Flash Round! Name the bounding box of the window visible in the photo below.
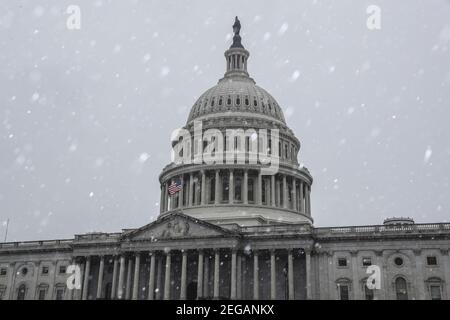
[362,257,372,267]
[337,258,347,267]
[0,286,6,300]
[364,285,374,300]
[0,268,7,276]
[394,257,404,266]
[235,177,242,201]
[339,285,349,300]
[210,177,215,203]
[59,266,66,274]
[395,277,408,300]
[17,284,26,300]
[248,179,254,202]
[38,288,46,300]
[56,288,65,300]
[222,175,229,202]
[427,256,437,266]
[21,267,28,276]
[41,266,49,275]
[430,285,442,300]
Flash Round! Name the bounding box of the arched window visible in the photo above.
[395,277,408,300]
[17,284,26,300]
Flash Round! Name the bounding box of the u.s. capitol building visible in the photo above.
[1,18,449,301]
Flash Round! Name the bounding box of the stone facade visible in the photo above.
[1,18,449,300]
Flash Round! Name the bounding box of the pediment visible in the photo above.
[125,211,237,241]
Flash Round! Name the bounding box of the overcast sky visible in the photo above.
[1,0,449,241]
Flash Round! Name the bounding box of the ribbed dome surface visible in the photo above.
[187,78,286,124]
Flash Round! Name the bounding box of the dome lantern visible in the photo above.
[223,17,251,80]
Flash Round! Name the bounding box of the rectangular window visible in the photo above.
[427,256,437,266]
[56,289,64,300]
[365,286,374,300]
[59,266,66,274]
[337,258,347,267]
[0,268,7,276]
[430,285,442,300]
[339,285,349,300]
[38,289,46,300]
[0,289,5,300]
[362,257,372,267]
[41,266,49,275]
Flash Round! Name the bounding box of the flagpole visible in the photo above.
[3,218,9,242]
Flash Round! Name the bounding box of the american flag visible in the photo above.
[168,178,183,195]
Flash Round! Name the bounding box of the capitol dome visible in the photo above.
[158,17,313,227]
[187,78,287,125]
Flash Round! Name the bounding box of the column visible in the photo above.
[270,250,276,299]
[164,252,171,300]
[305,185,310,214]
[299,182,304,213]
[230,250,237,299]
[201,171,207,205]
[160,184,165,213]
[271,175,276,206]
[117,255,126,299]
[350,251,360,300]
[288,250,294,300]
[197,250,204,299]
[82,256,91,300]
[442,249,450,300]
[275,180,280,206]
[292,179,297,211]
[156,256,163,300]
[148,253,156,300]
[203,254,210,297]
[237,253,242,299]
[132,253,141,300]
[305,250,312,299]
[96,256,105,299]
[178,176,184,208]
[111,256,119,299]
[215,170,220,204]
[125,258,134,299]
[189,173,194,206]
[414,250,425,300]
[282,175,288,209]
[180,251,188,300]
[164,183,169,211]
[257,171,262,205]
[213,250,220,299]
[229,170,234,203]
[253,252,259,300]
[243,170,248,204]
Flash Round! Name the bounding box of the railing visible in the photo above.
[240,224,311,234]
[314,223,450,236]
[0,239,73,249]
[74,232,122,241]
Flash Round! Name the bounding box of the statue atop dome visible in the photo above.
[230,16,244,49]
[233,16,241,36]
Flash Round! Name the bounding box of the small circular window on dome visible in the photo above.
[394,257,404,266]
[21,267,28,276]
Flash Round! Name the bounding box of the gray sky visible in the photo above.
[1,0,449,241]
